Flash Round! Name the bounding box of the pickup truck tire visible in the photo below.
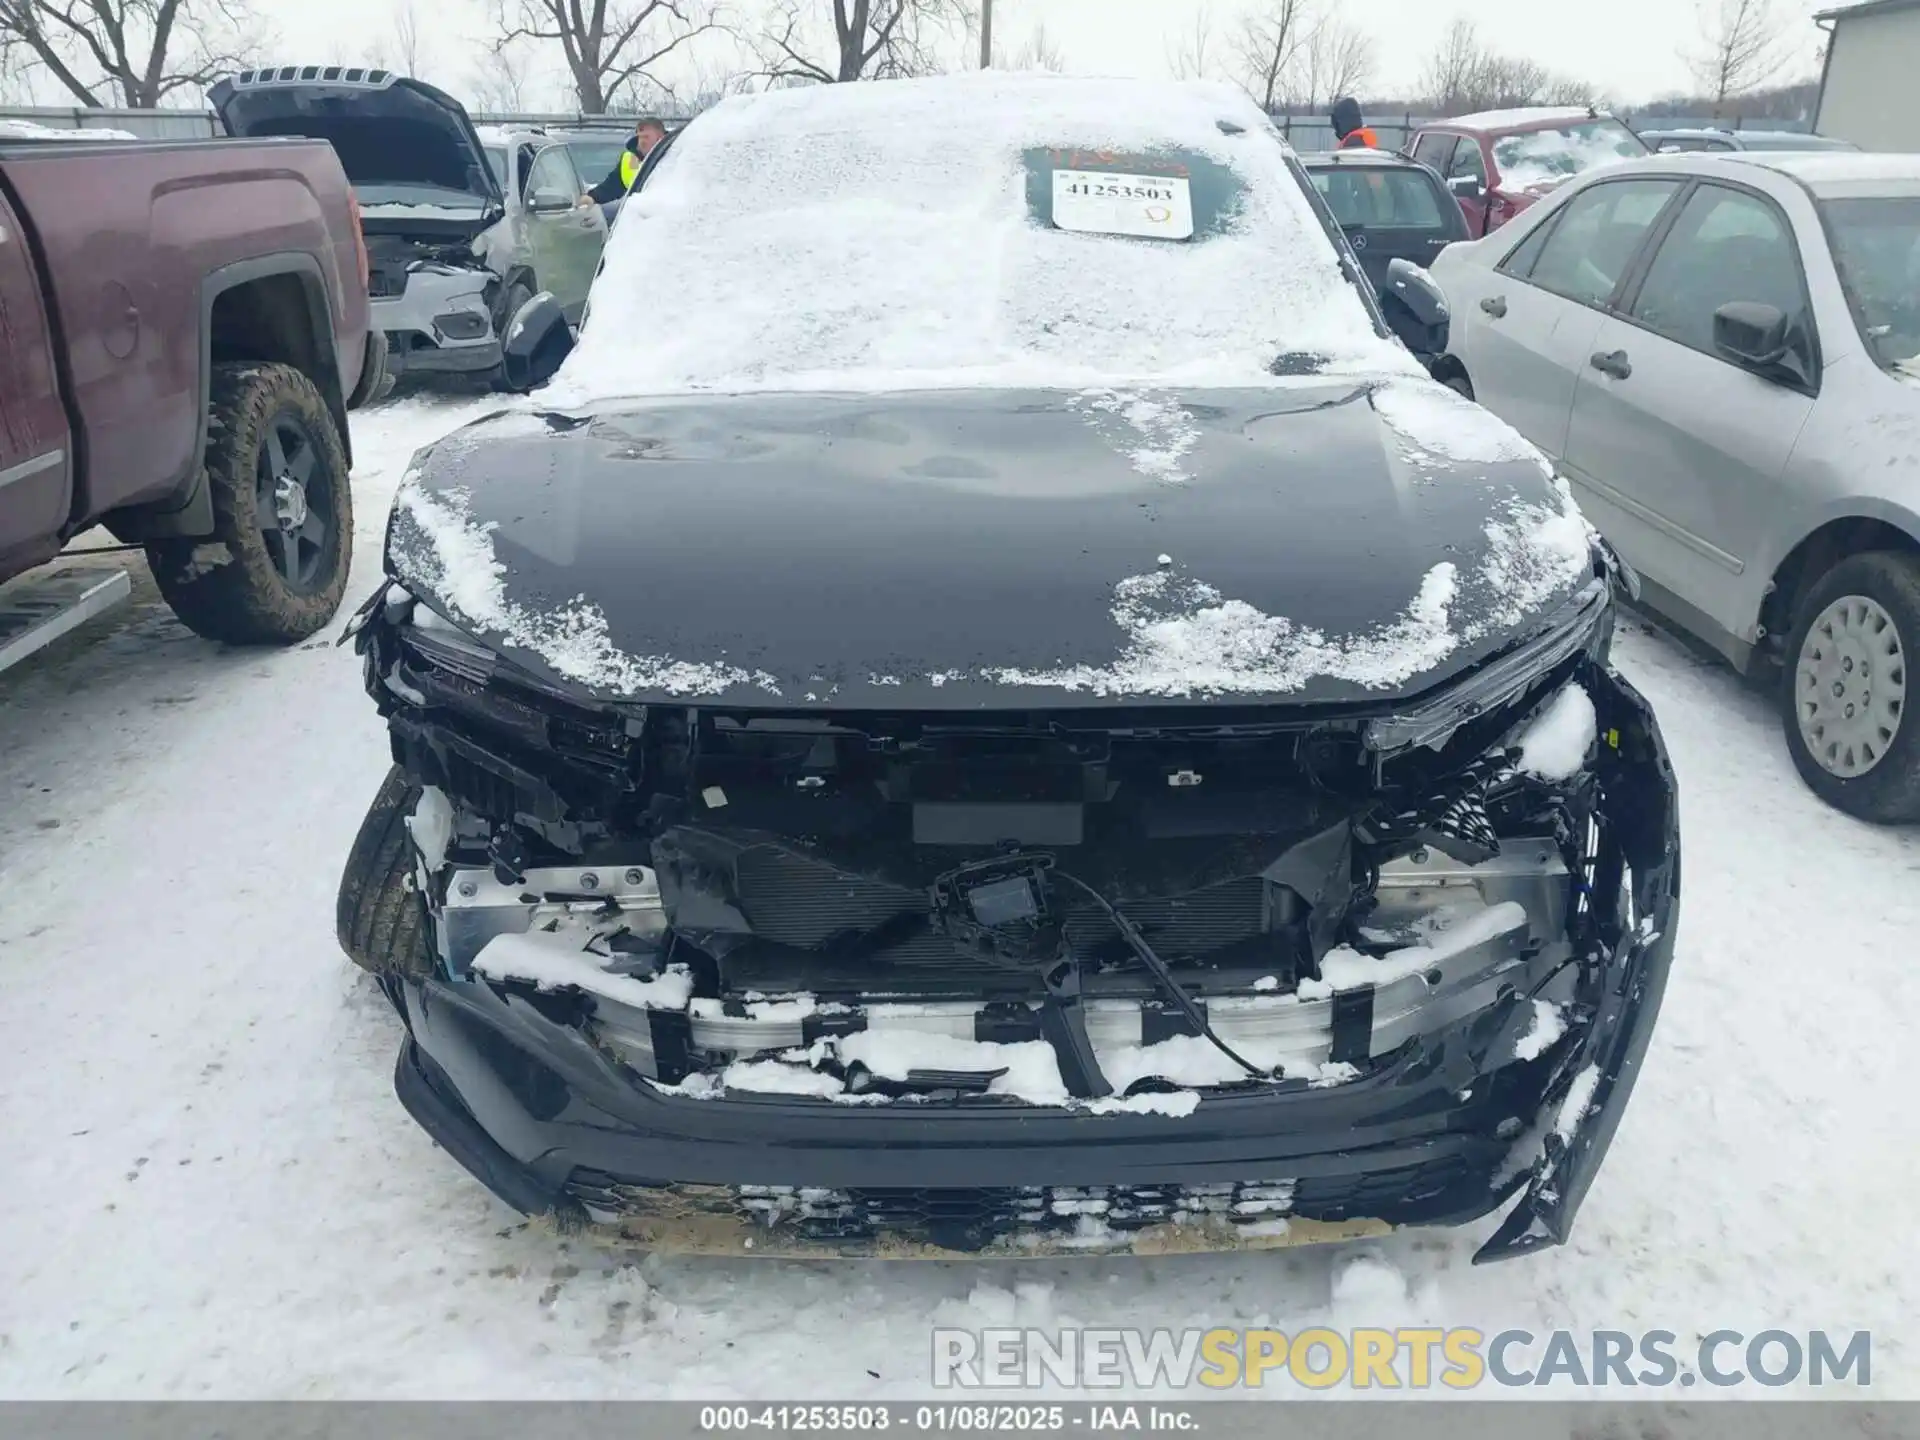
[337,765,435,980]
[147,363,353,645]
[1781,550,1920,824]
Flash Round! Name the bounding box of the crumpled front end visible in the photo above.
[346,575,1677,1262]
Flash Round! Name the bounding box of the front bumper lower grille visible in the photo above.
[562,1160,1476,1252]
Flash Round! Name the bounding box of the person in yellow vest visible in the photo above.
[586,116,668,208]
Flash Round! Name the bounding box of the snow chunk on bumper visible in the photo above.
[472,930,696,1011]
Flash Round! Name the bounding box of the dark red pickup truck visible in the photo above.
[0,130,384,671]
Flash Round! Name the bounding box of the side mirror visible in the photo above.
[500,290,574,392]
[526,191,575,214]
[1713,300,1790,368]
[1385,257,1450,329]
[1448,174,1485,200]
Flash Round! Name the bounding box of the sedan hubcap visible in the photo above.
[1796,594,1906,778]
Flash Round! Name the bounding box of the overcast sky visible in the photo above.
[9,0,1838,112]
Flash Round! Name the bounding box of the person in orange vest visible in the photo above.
[1331,97,1381,151]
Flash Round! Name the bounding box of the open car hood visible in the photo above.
[209,67,501,209]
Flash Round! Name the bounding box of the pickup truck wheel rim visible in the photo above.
[256,414,330,594]
[1795,593,1906,778]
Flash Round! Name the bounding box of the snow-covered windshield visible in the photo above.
[547,74,1410,403]
[1493,119,1647,191]
[1822,196,1920,370]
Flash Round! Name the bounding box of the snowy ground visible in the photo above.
[0,396,1914,1399]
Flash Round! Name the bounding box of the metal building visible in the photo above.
[1816,0,1920,149]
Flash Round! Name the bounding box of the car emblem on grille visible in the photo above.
[1351,232,1369,250]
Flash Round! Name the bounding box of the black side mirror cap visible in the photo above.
[500,290,575,392]
[1713,300,1790,368]
[1448,175,1485,199]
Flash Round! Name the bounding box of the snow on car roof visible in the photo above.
[1729,151,1920,188]
[1305,147,1410,164]
[546,71,1415,404]
[1441,106,1598,132]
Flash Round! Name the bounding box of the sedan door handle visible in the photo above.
[1590,349,1632,380]
[1479,296,1507,318]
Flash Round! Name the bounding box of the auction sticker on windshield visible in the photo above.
[1051,169,1195,240]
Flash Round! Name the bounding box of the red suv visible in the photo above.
[1406,107,1650,238]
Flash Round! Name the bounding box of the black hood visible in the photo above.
[209,67,501,208]
[387,383,1596,711]
[1330,97,1365,139]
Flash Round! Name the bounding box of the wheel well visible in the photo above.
[1760,517,1920,655]
[208,274,351,468]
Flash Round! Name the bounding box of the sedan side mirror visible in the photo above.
[500,290,575,392]
[526,190,576,215]
[1713,300,1790,368]
[1448,175,1485,200]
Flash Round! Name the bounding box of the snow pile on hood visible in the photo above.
[1073,388,1203,482]
[1476,478,1598,630]
[993,562,1461,697]
[0,118,140,141]
[389,471,781,697]
[992,478,1591,700]
[1371,379,1549,469]
[544,72,1415,404]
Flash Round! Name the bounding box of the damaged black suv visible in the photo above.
[336,73,1679,1263]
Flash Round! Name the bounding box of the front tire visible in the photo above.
[490,280,535,392]
[1781,551,1919,823]
[337,766,436,980]
[147,362,352,645]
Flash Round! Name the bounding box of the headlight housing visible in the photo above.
[1362,577,1611,758]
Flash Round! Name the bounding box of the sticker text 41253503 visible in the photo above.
[1050,169,1195,241]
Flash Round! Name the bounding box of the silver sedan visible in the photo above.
[1431,150,1920,823]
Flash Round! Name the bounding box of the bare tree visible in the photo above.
[391,0,425,76]
[1415,16,1593,115]
[1417,16,1487,115]
[0,34,34,99]
[751,0,976,84]
[1230,0,1310,112]
[494,0,717,113]
[1690,0,1788,114]
[468,37,533,110]
[1475,54,1551,107]
[0,0,267,107]
[1008,19,1061,71]
[1294,14,1372,109]
[1165,4,1216,82]
[1541,73,1599,106]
